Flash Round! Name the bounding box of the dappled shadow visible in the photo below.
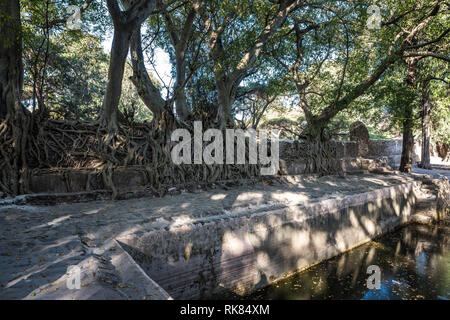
[113,175,418,299]
[246,223,449,300]
[0,173,418,299]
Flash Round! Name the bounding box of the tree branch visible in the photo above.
[404,51,450,62]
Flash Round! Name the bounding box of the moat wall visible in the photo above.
[117,181,417,299]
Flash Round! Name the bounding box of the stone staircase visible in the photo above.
[412,175,450,225]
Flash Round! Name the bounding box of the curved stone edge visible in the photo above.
[118,181,419,299]
[23,239,172,300]
[112,239,172,300]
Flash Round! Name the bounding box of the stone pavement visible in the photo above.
[413,167,450,179]
[0,173,417,299]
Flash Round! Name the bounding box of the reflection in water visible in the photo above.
[245,224,450,300]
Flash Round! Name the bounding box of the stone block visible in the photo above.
[349,121,370,157]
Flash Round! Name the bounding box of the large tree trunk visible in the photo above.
[174,54,189,120]
[214,76,235,128]
[0,0,29,195]
[101,0,158,131]
[400,110,414,173]
[125,0,169,120]
[129,28,167,119]
[217,86,233,128]
[100,28,131,131]
[420,80,432,169]
[302,126,338,174]
[399,56,419,173]
[0,0,23,118]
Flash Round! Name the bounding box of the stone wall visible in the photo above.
[367,139,423,169]
[278,138,403,173]
[117,181,417,299]
[29,167,148,194]
[278,140,360,174]
[27,138,406,195]
[279,140,359,160]
[368,139,403,169]
[279,137,417,171]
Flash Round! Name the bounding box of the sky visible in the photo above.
[101,35,173,94]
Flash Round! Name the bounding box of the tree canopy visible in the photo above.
[0,0,448,196]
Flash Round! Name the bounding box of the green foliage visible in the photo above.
[22,31,152,121]
[20,0,153,122]
[14,0,450,144]
[120,63,153,122]
[260,117,304,140]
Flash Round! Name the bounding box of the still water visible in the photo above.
[247,223,450,300]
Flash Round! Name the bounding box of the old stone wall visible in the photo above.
[278,122,418,170]
[278,138,404,173]
[367,139,403,169]
[25,121,414,195]
[117,181,417,299]
[26,138,407,195]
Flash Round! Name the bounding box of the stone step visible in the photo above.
[421,184,437,191]
[416,198,437,209]
[0,190,112,206]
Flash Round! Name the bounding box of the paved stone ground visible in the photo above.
[0,173,418,299]
[413,167,450,179]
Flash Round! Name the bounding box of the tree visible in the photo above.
[234,83,282,129]
[101,0,158,131]
[193,0,304,128]
[20,0,107,115]
[399,54,419,173]
[128,0,200,121]
[0,0,29,194]
[417,60,448,169]
[398,1,449,172]
[259,0,448,172]
[420,78,433,169]
[23,34,108,120]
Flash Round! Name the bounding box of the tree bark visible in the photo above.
[216,82,234,128]
[128,5,196,121]
[0,0,23,119]
[129,29,167,118]
[0,0,29,195]
[101,27,131,131]
[174,54,190,120]
[101,0,158,131]
[171,9,196,121]
[399,56,419,173]
[400,105,415,173]
[420,80,432,169]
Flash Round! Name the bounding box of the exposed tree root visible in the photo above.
[0,109,31,196]
[284,133,340,175]
[1,114,261,199]
[303,135,339,174]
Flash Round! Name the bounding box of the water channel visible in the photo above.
[244,223,450,300]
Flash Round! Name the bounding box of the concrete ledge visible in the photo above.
[24,239,172,300]
[117,181,417,299]
[0,190,112,206]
